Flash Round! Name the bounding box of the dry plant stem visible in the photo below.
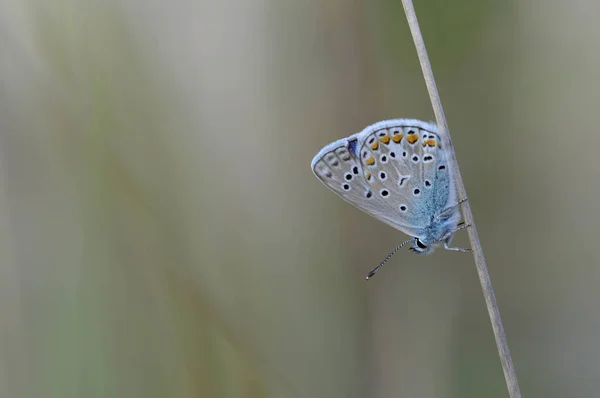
[400,1,522,397]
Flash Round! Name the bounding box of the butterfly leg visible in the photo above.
[455,222,471,232]
[436,198,469,219]
[444,243,472,253]
[443,227,472,252]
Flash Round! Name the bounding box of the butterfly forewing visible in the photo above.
[312,136,413,230]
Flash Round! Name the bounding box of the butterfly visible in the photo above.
[311,119,471,279]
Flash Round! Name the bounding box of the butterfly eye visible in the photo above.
[416,239,427,249]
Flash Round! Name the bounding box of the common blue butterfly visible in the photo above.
[311,119,470,278]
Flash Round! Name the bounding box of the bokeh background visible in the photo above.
[0,0,598,397]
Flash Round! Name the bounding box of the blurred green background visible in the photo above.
[0,0,598,397]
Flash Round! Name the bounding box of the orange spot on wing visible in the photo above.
[427,139,436,147]
[370,141,379,150]
[365,172,371,180]
[392,133,403,143]
[365,156,375,166]
[407,134,418,144]
[438,142,442,148]
[380,135,390,144]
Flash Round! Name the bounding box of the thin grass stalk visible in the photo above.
[399,1,522,396]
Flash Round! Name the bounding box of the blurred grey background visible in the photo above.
[0,0,597,397]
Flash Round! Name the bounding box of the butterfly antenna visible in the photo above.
[365,238,415,280]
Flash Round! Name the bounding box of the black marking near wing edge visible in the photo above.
[347,138,359,157]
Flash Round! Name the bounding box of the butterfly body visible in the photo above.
[311,119,465,255]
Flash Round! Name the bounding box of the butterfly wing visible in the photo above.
[312,119,458,239]
[311,132,415,233]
